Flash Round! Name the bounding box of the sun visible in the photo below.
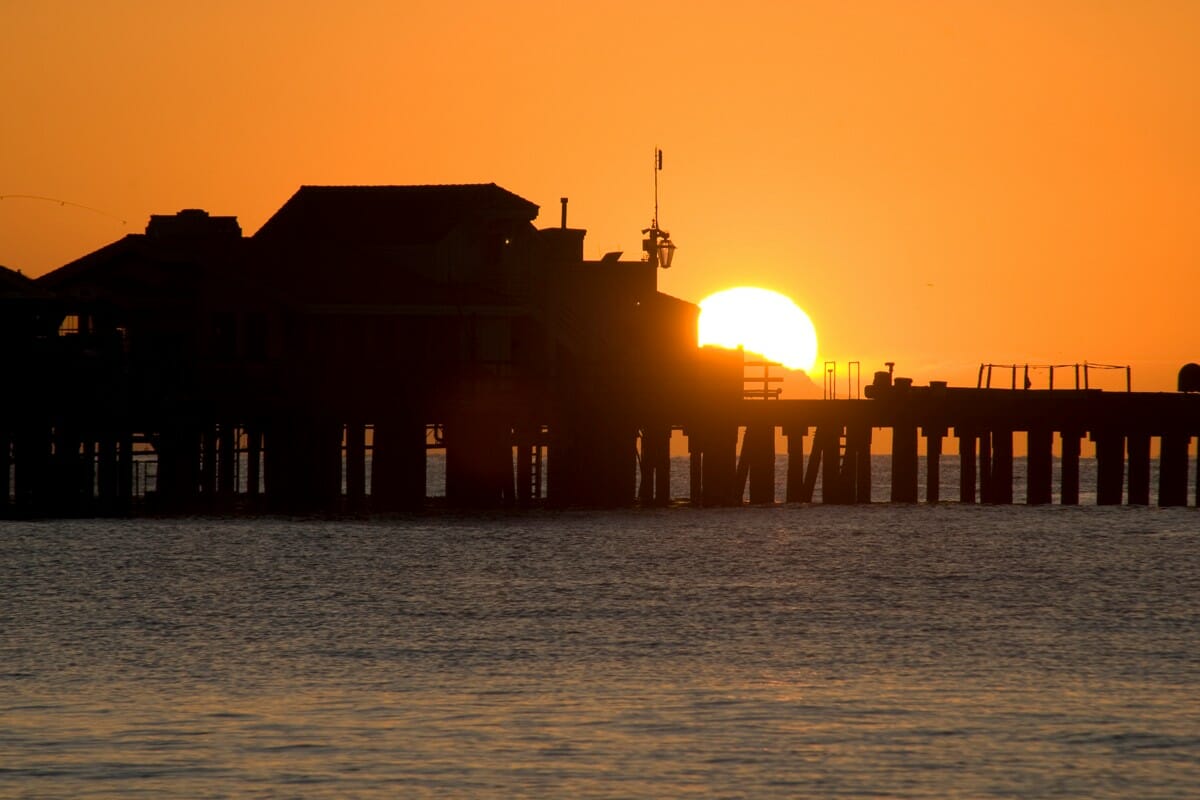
[698,287,818,372]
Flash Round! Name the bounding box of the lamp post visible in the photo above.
[642,224,676,269]
[642,147,676,269]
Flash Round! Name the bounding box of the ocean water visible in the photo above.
[2,475,1199,797]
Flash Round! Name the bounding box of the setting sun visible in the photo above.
[698,287,818,373]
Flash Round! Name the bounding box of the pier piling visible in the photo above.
[1027,428,1053,505]
[1158,433,1190,507]
[1094,431,1125,506]
[1126,432,1151,505]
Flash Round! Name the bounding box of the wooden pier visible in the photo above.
[683,379,1200,508]
[2,187,1198,516]
[4,373,1197,515]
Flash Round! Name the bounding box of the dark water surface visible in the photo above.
[3,504,1199,798]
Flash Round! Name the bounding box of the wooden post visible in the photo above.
[734,427,751,502]
[0,433,9,508]
[245,424,262,498]
[445,416,516,507]
[50,426,83,511]
[1158,433,1189,507]
[924,427,943,504]
[118,433,133,509]
[978,431,992,503]
[200,426,218,499]
[372,416,426,510]
[638,429,654,504]
[346,421,366,509]
[822,425,842,503]
[957,428,976,504]
[638,425,670,506]
[98,434,118,505]
[158,426,200,511]
[655,429,670,504]
[1026,428,1053,505]
[1126,432,1151,505]
[742,424,774,505]
[784,424,806,503]
[991,429,1013,504]
[1093,431,1124,505]
[218,422,236,498]
[849,425,873,504]
[702,425,739,506]
[81,439,96,506]
[1060,431,1081,505]
[800,426,829,503]
[518,432,535,507]
[891,424,918,503]
[689,441,703,507]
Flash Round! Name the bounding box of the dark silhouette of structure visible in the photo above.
[5,186,740,515]
[2,184,1198,515]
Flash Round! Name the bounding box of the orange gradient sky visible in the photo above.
[2,1,1197,391]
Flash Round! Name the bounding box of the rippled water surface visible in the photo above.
[3,503,1199,798]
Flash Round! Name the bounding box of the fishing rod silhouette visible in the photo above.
[0,194,127,225]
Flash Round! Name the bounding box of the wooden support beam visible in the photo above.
[991,429,1013,504]
[158,426,200,510]
[689,447,703,507]
[371,416,426,511]
[98,434,118,503]
[218,423,236,497]
[784,425,806,503]
[118,433,133,508]
[81,439,96,505]
[801,426,832,503]
[956,428,976,504]
[345,421,366,508]
[1093,431,1124,505]
[746,424,775,505]
[978,432,992,504]
[638,425,670,506]
[200,426,217,498]
[821,426,842,503]
[734,427,751,501]
[0,434,9,508]
[1026,428,1053,505]
[924,428,944,504]
[1158,433,1189,507]
[891,424,918,503]
[702,425,739,506]
[245,425,262,498]
[848,425,873,504]
[654,429,671,505]
[1060,431,1081,505]
[1126,432,1151,505]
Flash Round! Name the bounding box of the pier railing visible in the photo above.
[977,362,1132,391]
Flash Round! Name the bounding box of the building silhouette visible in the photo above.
[4,185,739,515]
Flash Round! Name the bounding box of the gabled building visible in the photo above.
[12,184,739,515]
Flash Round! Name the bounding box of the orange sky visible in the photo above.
[3,0,1197,392]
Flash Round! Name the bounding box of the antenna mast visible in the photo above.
[653,146,661,229]
[642,147,676,269]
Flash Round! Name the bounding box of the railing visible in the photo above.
[744,359,783,400]
[977,362,1132,391]
[823,361,862,399]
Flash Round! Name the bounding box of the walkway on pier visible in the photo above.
[680,384,1200,508]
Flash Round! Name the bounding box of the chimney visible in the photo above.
[560,197,568,229]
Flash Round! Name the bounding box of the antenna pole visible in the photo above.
[642,147,675,269]
[653,146,659,228]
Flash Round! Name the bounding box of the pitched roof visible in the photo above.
[253,184,540,245]
[0,263,52,300]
